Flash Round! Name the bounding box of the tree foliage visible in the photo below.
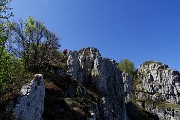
[0,0,13,19]
[0,50,27,93]
[118,59,135,74]
[8,17,62,72]
[0,1,32,110]
[0,0,15,87]
[0,2,66,118]
[0,0,12,59]
[0,1,30,115]
[0,50,28,119]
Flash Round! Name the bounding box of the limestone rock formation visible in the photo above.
[5,47,180,120]
[134,61,180,120]
[13,74,45,120]
[67,47,127,120]
[122,73,134,103]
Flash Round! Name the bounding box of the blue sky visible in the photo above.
[11,0,180,70]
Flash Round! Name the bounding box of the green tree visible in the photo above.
[0,2,38,119]
[0,0,13,19]
[118,59,135,74]
[0,0,13,59]
[0,49,28,119]
[0,50,26,93]
[8,17,62,72]
[0,0,15,86]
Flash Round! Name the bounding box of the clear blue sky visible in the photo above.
[11,0,180,70]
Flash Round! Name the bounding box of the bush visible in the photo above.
[0,50,33,100]
[118,59,135,74]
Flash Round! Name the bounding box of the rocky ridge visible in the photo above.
[67,47,127,120]
[134,61,180,120]
[2,47,180,120]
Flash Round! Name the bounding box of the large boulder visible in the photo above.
[13,74,45,120]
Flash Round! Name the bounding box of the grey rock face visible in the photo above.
[67,47,126,120]
[122,73,134,103]
[135,61,180,120]
[13,74,45,120]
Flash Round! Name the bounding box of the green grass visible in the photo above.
[126,101,159,120]
[156,102,180,110]
[65,98,83,112]
[83,48,92,56]
[143,61,163,66]
[43,74,100,120]
[133,78,143,90]
[77,82,101,103]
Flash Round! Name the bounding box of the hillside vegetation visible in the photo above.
[0,1,67,118]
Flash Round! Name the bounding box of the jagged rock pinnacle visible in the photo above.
[67,47,127,120]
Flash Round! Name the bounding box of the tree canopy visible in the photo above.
[0,0,12,59]
[8,17,62,72]
[118,59,135,74]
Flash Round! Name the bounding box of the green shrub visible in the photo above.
[118,59,135,74]
[156,102,180,110]
[143,61,163,66]
[0,50,34,119]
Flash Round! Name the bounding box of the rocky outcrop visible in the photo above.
[134,61,180,120]
[122,73,134,103]
[67,47,127,120]
[13,74,45,120]
[8,47,180,120]
[3,46,180,120]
